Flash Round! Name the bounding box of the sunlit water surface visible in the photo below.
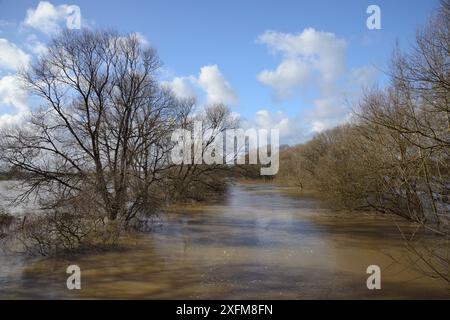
[0,182,448,299]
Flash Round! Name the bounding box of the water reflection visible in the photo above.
[0,183,448,299]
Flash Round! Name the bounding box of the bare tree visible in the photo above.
[0,29,241,254]
[0,29,191,223]
[168,103,239,201]
[277,0,449,282]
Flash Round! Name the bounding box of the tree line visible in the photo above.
[277,0,449,282]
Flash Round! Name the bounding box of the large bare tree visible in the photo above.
[0,29,191,223]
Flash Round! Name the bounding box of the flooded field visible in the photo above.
[0,182,448,299]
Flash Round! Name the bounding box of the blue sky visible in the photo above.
[0,0,440,143]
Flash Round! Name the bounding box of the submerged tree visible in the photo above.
[1,29,184,223]
[0,29,237,245]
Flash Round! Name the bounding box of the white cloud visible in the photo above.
[0,38,30,71]
[257,28,346,98]
[0,75,29,128]
[310,121,325,133]
[23,1,82,35]
[302,66,378,133]
[133,32,149,47]
[161,76,197,100]
[197,65,237,106]
[163,65,238,106]
[115,32,150,49]
[257,59,310,100]
[255,110,291,135]
[257,28,379,136]
[307,98,349,133]
[249,109,302,144]
[25,34,48,57]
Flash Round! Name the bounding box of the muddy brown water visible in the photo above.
[0,183,448,299]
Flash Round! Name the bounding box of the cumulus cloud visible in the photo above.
[257,59,310,100]
[257,28,346,98]
[23,1,82,35]
[163,65,238,106]
[307,98,349,133]
[302,66,378,133]
[161,76,197,100]
[0,75,29,128]
[255,110,291,135]
[257,28,380,135]
[245,109,302,144]
[25,34,48,56]
[197,65,237,106]
[0,38,30,71]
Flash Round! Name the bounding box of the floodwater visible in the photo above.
[0,182,448,299]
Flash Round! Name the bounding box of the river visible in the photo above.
[0,182,448,299]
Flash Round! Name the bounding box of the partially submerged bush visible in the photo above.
[0,208,15,239]
[16,210,122,256]
[8,189,124,255]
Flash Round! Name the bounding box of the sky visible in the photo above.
[0,0,440,144]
